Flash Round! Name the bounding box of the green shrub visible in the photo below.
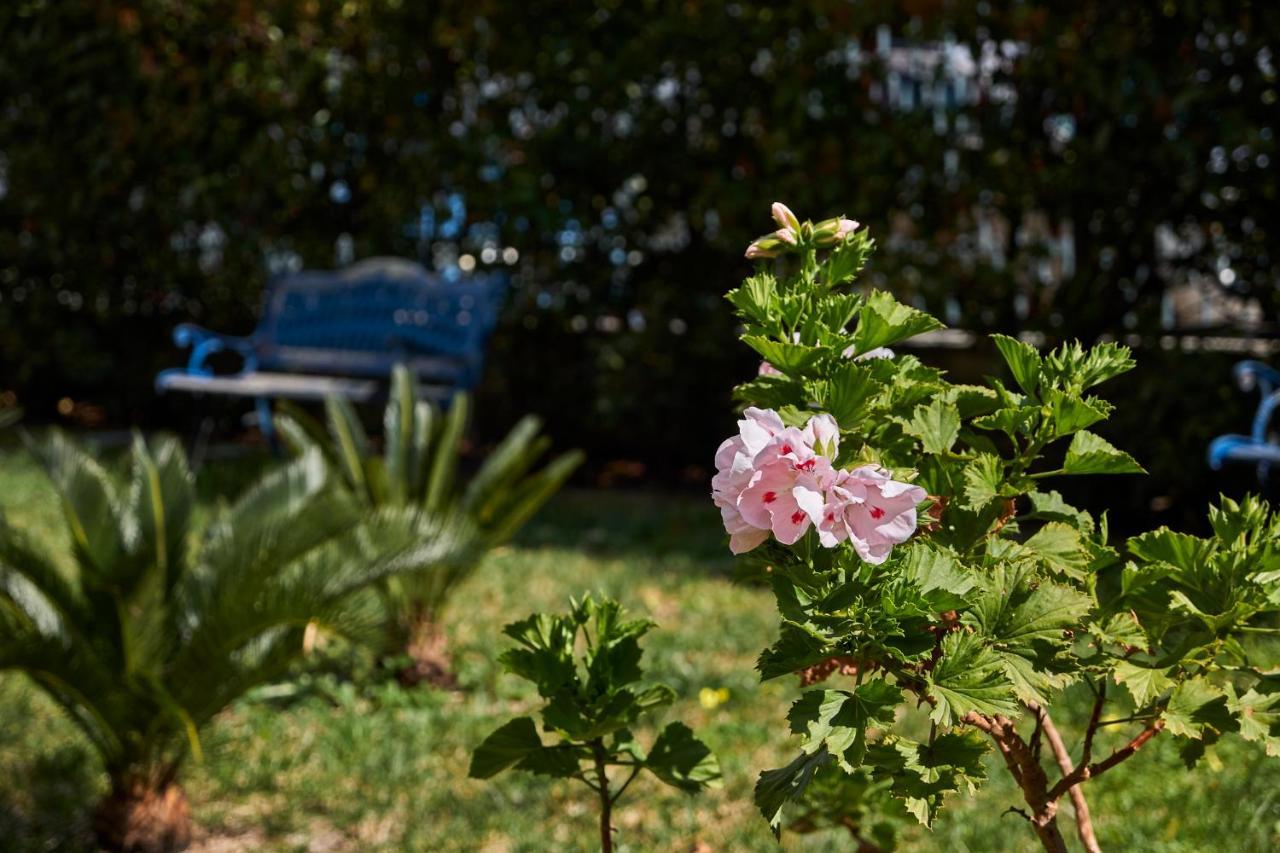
[470,594,720,851]
[275,365,583,683]
[716,203,1280,851]
[0,431,469,850]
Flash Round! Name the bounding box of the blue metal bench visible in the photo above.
[1207,360,1280,483]
[156,257,506,438]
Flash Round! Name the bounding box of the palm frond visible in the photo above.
[484,449,586,545]
[383,365,417,505]
[424,392,470,514]
[25,429,126,583]
[325,396,371,501]
[0,518,87,628]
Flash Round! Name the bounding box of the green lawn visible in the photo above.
[1,447,1279,851]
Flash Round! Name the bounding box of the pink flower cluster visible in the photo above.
[712,408,927,562]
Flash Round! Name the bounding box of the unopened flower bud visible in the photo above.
[770,202,801,232]
[812,214,860,247]
[775,227,798,245]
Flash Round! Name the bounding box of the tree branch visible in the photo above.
[1026,701,1102,853]
[1046,718,1165,802]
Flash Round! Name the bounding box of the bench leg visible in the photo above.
[189,416,216,473]
[255,396,281,455]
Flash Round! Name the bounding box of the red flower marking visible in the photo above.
[762,491,777,504]
[796,458,816,472]
[869,506,885,520]
[780,443,793,455]
[791,511,806,525]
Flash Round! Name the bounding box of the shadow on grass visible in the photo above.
[513,487,734,567]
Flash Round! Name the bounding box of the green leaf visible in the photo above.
[787,681,902,769]
[900,542,975,611]
[926,632,1018,726]
[645,722,722,792]
[1110,661,1173,707]
[734,375,806,411]
[851,290,944,353]
[973,405,1037,437]
[1126,528,1213,574]
[1231,681,1280,755]
[1043,388,1109,437]
[469,717,544,779]
[967,565,1090,702]
[383,364,417,505]
[424,393,470,514]
[758,620,833,680]
[816,361,879,429]
[991,334,1042,397]
[325,396,371,498]
[961,454,1004,511]
[1042,340,1135,391]
[1022,522,1094,579]
[741,336,828,375]
[902,400,960,455]
[1062,431,1145,476]
[1026,491,1093,531]
[1164,677,1236,739]
[755,748,834,837]
[499,613,578,696]
[866,733,988,827]
[517,745,583,778]
[725,271,778,325]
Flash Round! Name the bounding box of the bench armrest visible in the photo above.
[1234,360,1280,395]
[172,323,257,376]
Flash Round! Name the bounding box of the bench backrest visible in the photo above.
[253,258,506,386]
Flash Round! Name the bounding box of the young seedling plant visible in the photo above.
[470,594,721,851]
[714,203,1280,851]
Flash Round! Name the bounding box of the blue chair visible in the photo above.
[1207,360,1280,484]
[156,257,507,441]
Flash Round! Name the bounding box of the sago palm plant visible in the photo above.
[0,431,474,851]
[275,365,583,684]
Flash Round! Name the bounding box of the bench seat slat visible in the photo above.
[156,371,453,403]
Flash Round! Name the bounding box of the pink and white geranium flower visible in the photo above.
[712,407,924,561]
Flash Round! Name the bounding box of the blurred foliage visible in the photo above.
[2,1,1278,524]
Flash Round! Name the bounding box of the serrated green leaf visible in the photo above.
[1022,522,1093,578]
[852,290,945,353]
[726,271,779,325]
[756,748,834,837]
[1231,680,1280,754]
[973,405,1037,437]
[645,722,722,792]
[788,681,902,770]
[1164,677,1236,739]
[469,717,544,779]
[1127,528,1213,574]
[966,565,1090,702]
[817,361,879,429]
[758,620,833,681]
[1026,491,1094,532]
[742,336,829,375]
[1111,662,1170,711]
[1043,387,1109,437]
[903,399,960,455]
[961,454,1004,511]
[1062,431,1145,476]
[926,632,1019,726]
[991,334,1042,397]
[900,542,975,611]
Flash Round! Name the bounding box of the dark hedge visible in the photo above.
[2,1,1277,531]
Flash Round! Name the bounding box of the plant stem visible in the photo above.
[591,739,613,853]
[1027,701,1102,853]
